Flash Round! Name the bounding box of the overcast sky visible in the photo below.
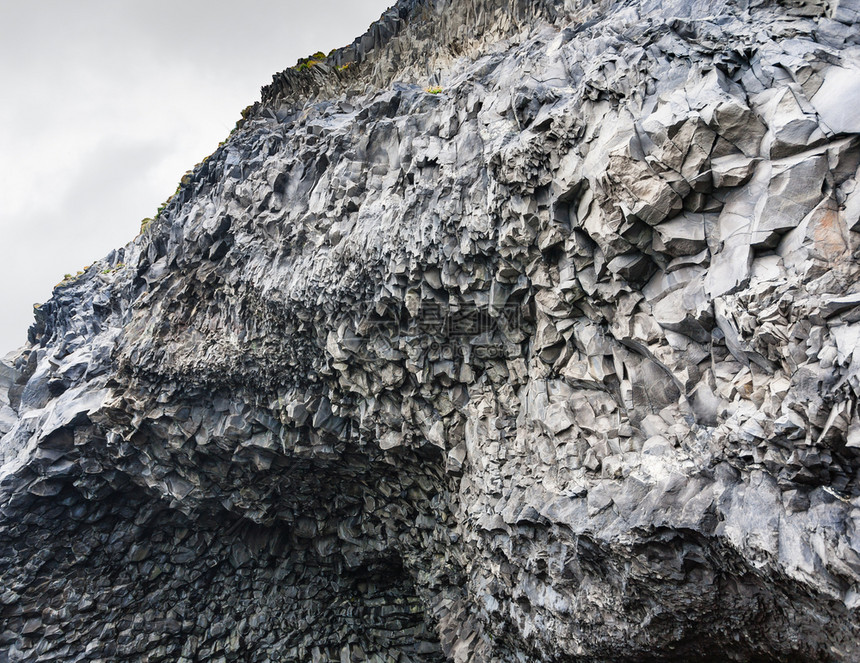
[0,0,392,355]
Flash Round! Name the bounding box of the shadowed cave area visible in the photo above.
[0,438,449,662]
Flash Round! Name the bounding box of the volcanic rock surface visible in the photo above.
[3,0,860,660]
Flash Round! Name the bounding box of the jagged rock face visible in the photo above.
[3,0,860,660]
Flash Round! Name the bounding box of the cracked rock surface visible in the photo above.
[3,0,860,660]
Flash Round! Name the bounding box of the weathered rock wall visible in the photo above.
[260,0,573,109]
[3,0,860,660]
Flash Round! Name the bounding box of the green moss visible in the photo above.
[295,59,322,72]
[426,86,443,94]
[57,266,90,288]
[293,51,330,72]
[100,262,125,275]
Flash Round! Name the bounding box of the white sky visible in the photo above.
[0,0,392,355]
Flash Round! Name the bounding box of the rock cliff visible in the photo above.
[3,0,860,660]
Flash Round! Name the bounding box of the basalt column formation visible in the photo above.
[3,0,860,660]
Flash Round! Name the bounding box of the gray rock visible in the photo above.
[811,65,860,134]
[653,212,709,256]
[2,0,860,662]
